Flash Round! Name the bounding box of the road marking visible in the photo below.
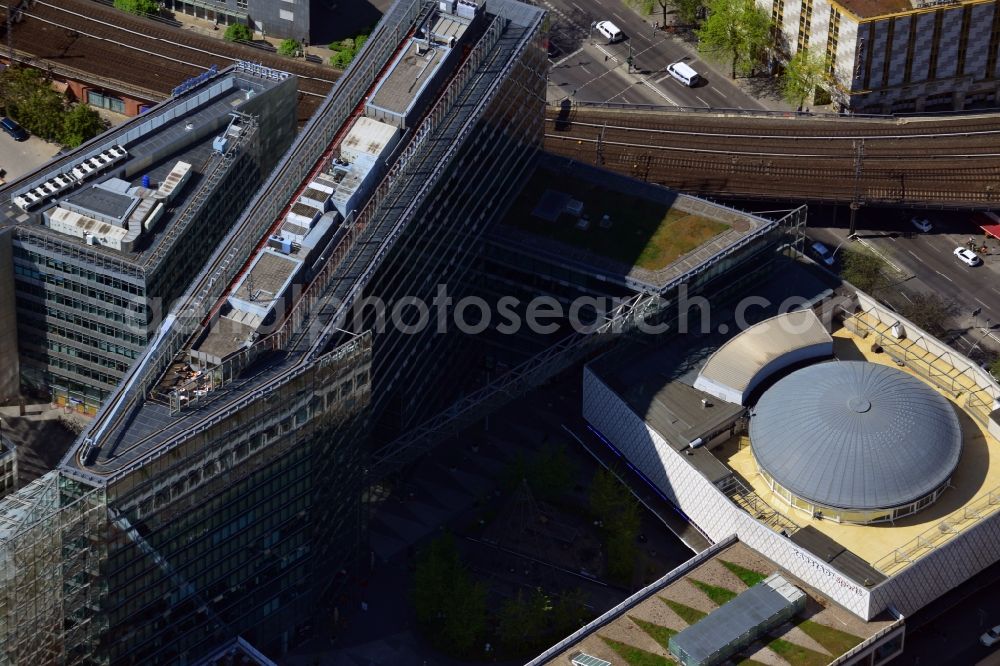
[655,73,671,83]
[975,296,990,308]
[907,250,920,260]
[934,269,955,283]
[579,65,591,74]
[611,11,628,23]
[696,95,708,106]
[570,1,587,13]
[553,46,583,67]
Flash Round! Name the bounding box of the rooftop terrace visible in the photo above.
[497,158,771,293]
[718,316,1000,577]
[544,540,895,666]
[0,65,287,274]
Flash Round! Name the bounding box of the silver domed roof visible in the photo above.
[749,361,962,511]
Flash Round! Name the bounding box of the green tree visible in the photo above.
[696,0,772,78]
[410,534,487,655]
[841,248,887,293]
[0,67,66,141]
[782,48,827,109]
[440,576,487,655]
[590,468,640,584]
[676,0,703,24]
[224,23,254,43]
[278,38,301,57]
[355,34,369,52]
[61,104,105,148]
[113,0,160,15]
[498,587,552,652]
[897,292,952,338]
[551,588,589,636]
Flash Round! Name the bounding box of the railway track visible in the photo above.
[545,107,1000,206]
[3,0,338,121]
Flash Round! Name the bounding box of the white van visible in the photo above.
[595,20,623,43]
[666,61,700,87]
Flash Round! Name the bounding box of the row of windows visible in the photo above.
[18,282,147,327]
[15,267,145,312]
[44,338,134,370]
[19,301,147,345]
[19,250,145,295]
[40,323,140,360]
[23,351,121,389]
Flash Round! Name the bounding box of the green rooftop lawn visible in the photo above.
[766,638,831,666]
[629,615,677,651]
[720,560,768,588]
[689,579,739,606]
[600,636,676,666]
[798,620,863,655]
[659,598,707,625]
[506,172,729,272]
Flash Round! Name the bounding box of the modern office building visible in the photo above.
[763,0,1000,112]
[0,0,549,663]
[583,273,1000,624]
[0,64,297,413]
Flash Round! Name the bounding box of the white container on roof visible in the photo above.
[340,117,401,166]
[156,161,192,202]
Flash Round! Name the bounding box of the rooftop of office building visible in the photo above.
[540,539,897,666]
[589,263,1000,584]
[837,0,989,20]
[59,0,545,481]
[0,63,292,275]
[496,157,773,293]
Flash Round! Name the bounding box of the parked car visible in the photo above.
[910,217,932,233]
[981,625,1000,647]
[954,246,982,266]
[0,117,27,141]
[810,241,835,266]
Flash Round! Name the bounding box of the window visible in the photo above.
[796,0,813,52]
[87,90,125,114]
[236,0,248,8]
[826,8,840,76]
[279,9,294,20]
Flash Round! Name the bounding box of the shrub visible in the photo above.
[223,23,254,43]
[278,38,300,57]
[113,0,159,15]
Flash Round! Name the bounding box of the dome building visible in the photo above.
[748,361,963,525]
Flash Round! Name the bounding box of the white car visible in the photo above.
[981,625,1000,647]
[954,246,982,266]
[594,20,623,42]
[910,217,932,233]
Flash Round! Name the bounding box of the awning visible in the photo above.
[981,224,1000,240]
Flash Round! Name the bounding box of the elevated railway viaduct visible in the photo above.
[544,105,1000,209]
[0,0,337,122]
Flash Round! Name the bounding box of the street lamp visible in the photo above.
[830,232,858,261]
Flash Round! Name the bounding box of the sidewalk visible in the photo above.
[168,11,335,65]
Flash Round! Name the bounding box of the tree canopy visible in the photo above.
[113,0,159,15]
[278,39,301,57]
[696,0,772,78]
[0,67,104,146]
[223,23,254,43]
[782,48,827,109]
[61,104,106,148]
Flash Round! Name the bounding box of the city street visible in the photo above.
[541,0,778,109]
[798,205,1000,356]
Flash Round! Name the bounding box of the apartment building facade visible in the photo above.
[765,0,1000,112]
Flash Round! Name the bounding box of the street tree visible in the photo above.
[782,48,827,109]
[0,67,66,142]
[675,0,703,24]
[113,0,159,15]
[696,0,772,78]
[440,576,487,655]
[898,292,953,338]
[841,248,887,294]
[223,23,254,43]
[551,587,589,636]
[61,104,106,148]
[278,39,301,57]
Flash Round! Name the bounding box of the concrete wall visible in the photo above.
[0,228,17,401]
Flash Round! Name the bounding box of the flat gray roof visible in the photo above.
[369,41,447,116]
[64,186,134,222]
